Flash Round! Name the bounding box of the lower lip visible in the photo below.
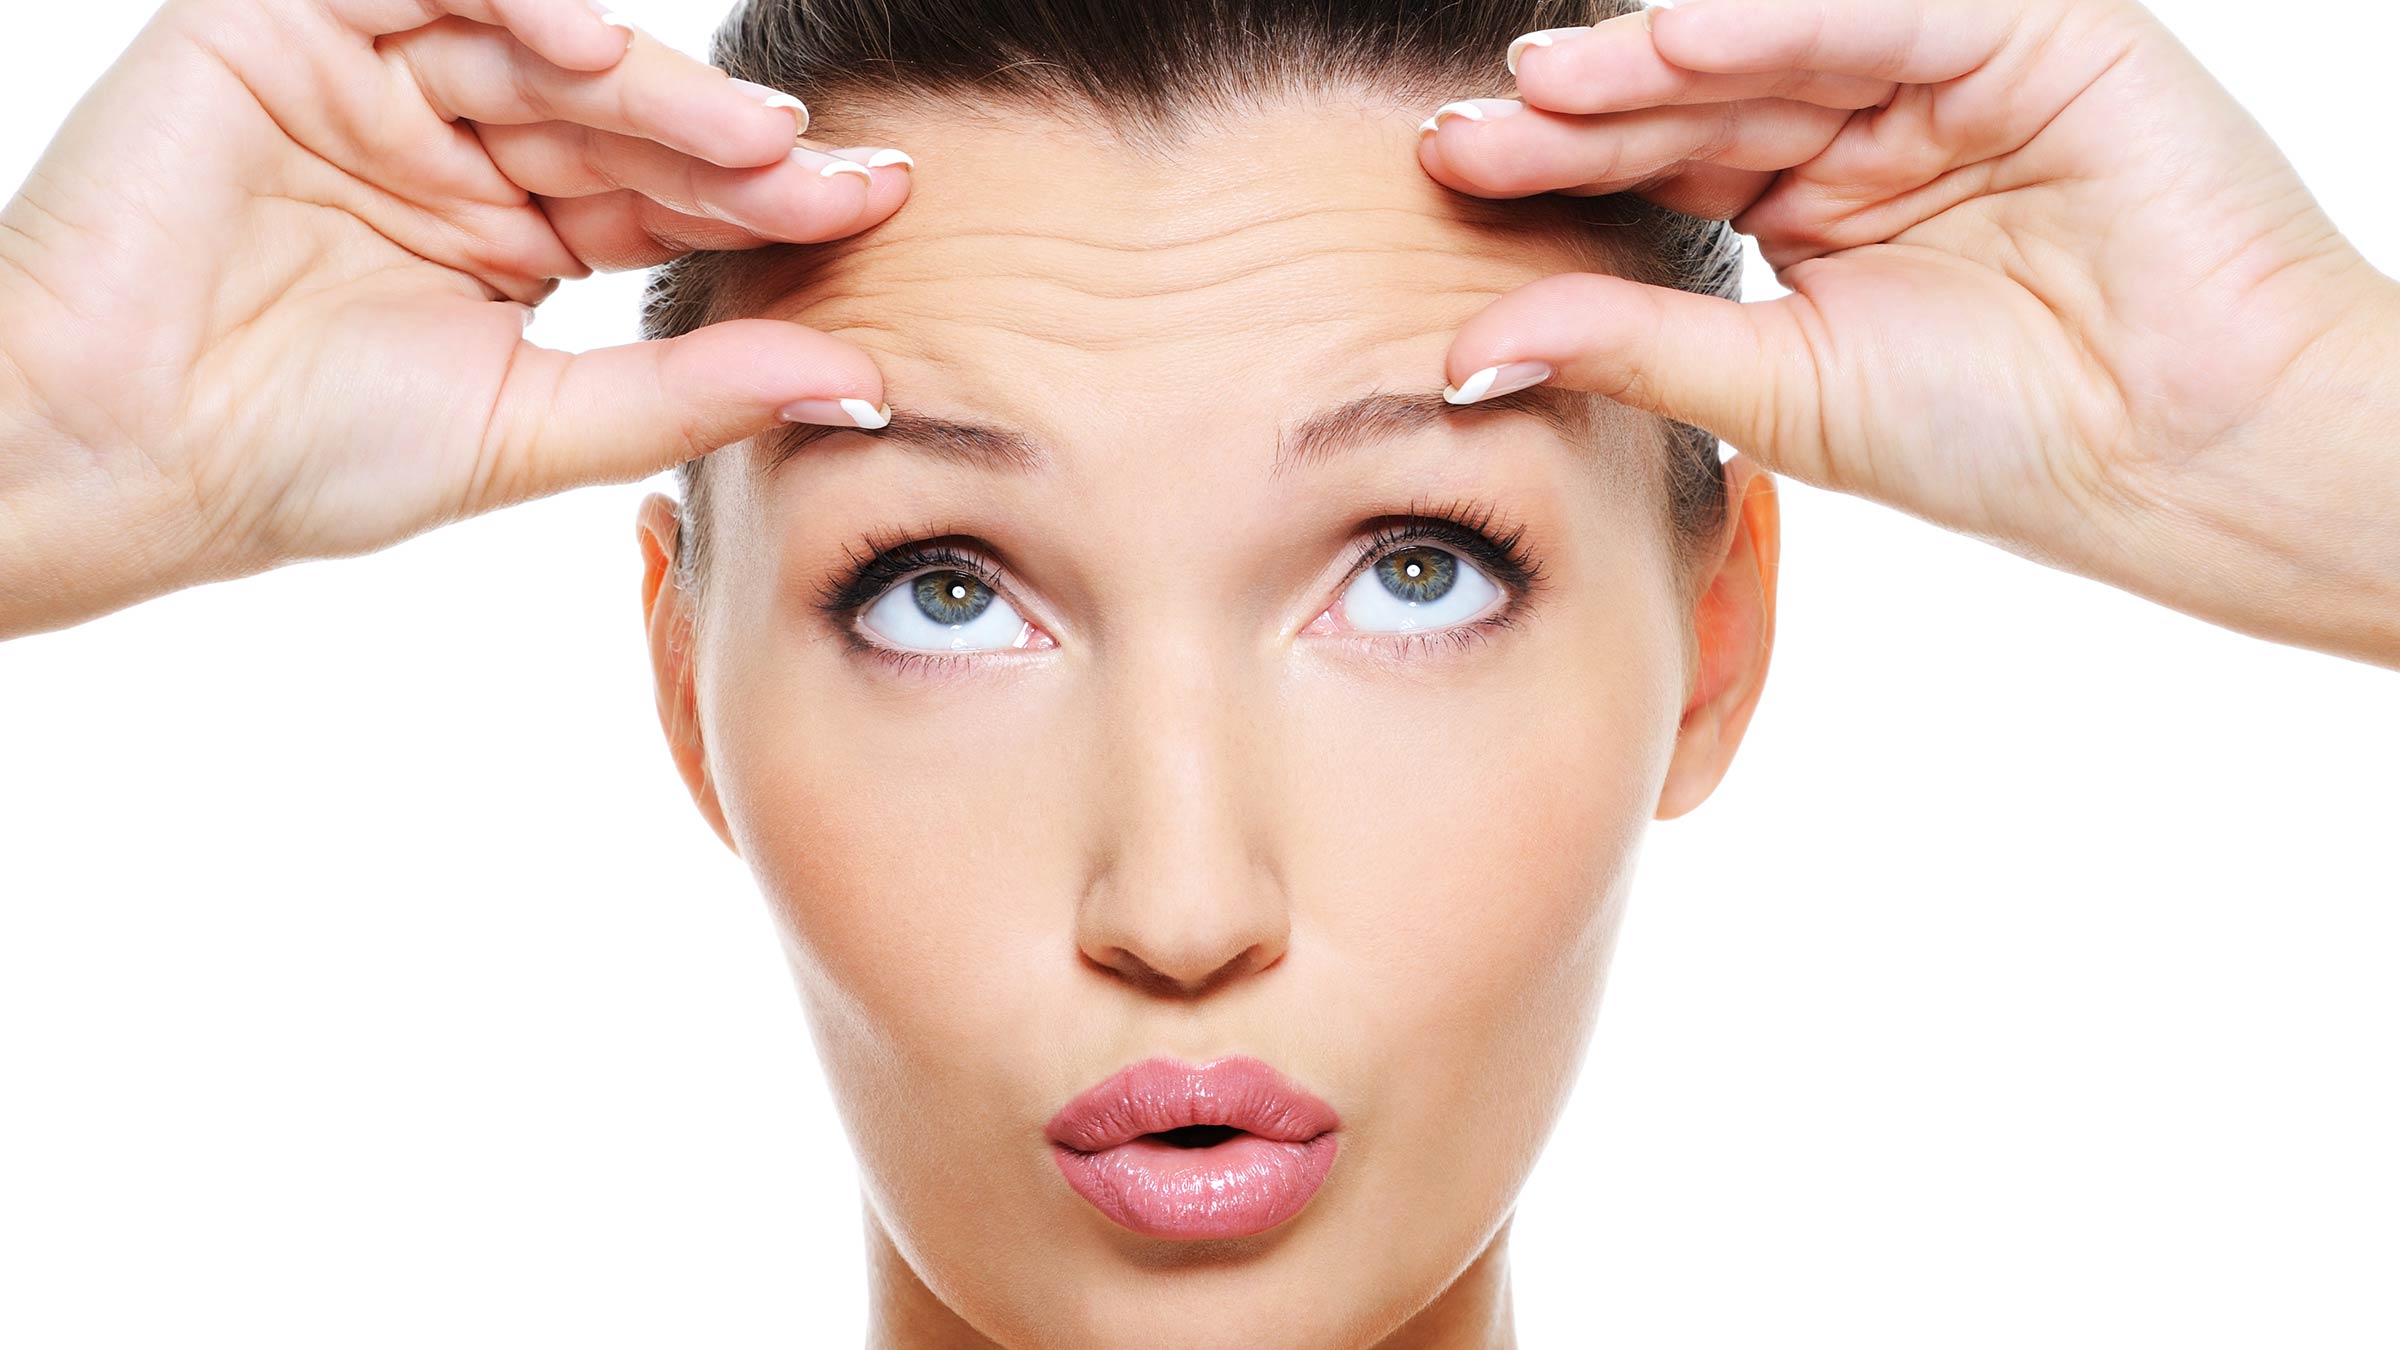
[1051,1130,1341,1240]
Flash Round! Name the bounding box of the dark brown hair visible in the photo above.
[641,0,1737,599]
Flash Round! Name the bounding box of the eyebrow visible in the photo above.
[755,383,1595,479]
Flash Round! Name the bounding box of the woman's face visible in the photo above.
[638,99,1776,1346]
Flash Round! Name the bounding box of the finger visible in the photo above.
[385,13,807,170]
[1418,97,1847,199]
[476,121,908,245]
[322,0,633,73]
[477,319,892,508]
[534,190,759,268]
[1443,272,1826,482]
[1510,11,1898,115]
[1646,0,2046,83]
[1559,161,1779,221]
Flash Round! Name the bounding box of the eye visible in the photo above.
[857,565,1042,653]
[1301,501,1548,658]
[1336,542,1505,634]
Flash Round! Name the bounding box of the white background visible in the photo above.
[4,2,2396,1345]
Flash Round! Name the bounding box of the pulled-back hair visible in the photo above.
[641,0,1737,598]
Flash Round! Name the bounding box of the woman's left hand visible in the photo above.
[1419,0,2400,669]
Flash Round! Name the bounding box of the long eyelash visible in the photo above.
[811,527,1025,675]
[811,525,1000,622]
[1339,494,1551,633]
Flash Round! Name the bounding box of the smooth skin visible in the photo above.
[1422,0,2400,670]
[0,0,903,637]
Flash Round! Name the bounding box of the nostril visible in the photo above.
[1147,1124,1246,1148]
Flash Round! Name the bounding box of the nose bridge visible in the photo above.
[1078,629,1292,998]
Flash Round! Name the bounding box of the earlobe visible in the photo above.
[1654,455,1781,822]
[635,493,739,855]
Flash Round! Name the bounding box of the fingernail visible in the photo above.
[791,146,874,181]
[1417,98,1524,135]
[778,397,893,429]
[1505,30,1555,75]
[828,146,915,172]
[583,0,635,45]
[1443,360,1554,405]
[730,78,811,139]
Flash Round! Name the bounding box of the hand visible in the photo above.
[0,0,907,637]
[1420,0,2400,669]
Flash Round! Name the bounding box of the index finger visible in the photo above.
[323,0,634,73]
[1642,0,2056,82]
[1513,9,1899,115]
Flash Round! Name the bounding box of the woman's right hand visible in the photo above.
[0,0,907,638]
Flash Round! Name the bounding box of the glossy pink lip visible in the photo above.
[1045,1054,1342,1240]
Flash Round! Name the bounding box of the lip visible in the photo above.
[1045,1054,1342,1240]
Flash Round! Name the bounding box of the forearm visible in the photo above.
[2115,273,2400,671]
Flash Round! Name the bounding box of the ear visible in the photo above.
[1655,454,1780,821]
[636,493,737,854]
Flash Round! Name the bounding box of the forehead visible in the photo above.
[734,98,1621,429]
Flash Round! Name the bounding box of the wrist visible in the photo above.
[2118,267,2400,669]
[0,336,206,639]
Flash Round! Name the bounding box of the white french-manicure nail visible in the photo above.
[1444,360,1555,405]
[790,147,874,181]
[828,147,916,172]
[778,397,893,429]
[1417,98,1523,135]
[730,78,810,138]
[1505,30,1554,75]
[588,2,635,43]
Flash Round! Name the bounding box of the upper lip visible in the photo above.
[1045,1054,1342,1153]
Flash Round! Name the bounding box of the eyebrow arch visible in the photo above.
[760,409,1050,476]
[1271,384,1594,478]
[755,383,1592,479]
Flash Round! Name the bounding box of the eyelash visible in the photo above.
[811,495,1549,677]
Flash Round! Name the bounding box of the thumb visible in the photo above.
[477,316,887,508]
[1443,271,1822,479]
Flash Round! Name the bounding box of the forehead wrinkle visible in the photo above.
[772,236,1546,317]
[771,268,1530,362]
[828,198,1569,263]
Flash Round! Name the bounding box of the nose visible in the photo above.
[1076,641,1292,999]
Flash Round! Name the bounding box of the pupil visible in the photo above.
[913,569,994,625]
[1375,546,1456,603]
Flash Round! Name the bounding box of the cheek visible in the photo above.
[1263,623,1677,1270]
[701,647,1062,1058]
[1286,601,1679,1083]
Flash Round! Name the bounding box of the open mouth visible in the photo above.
[1142,1124,1249,1148]
[1046,1055,1342,1239]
